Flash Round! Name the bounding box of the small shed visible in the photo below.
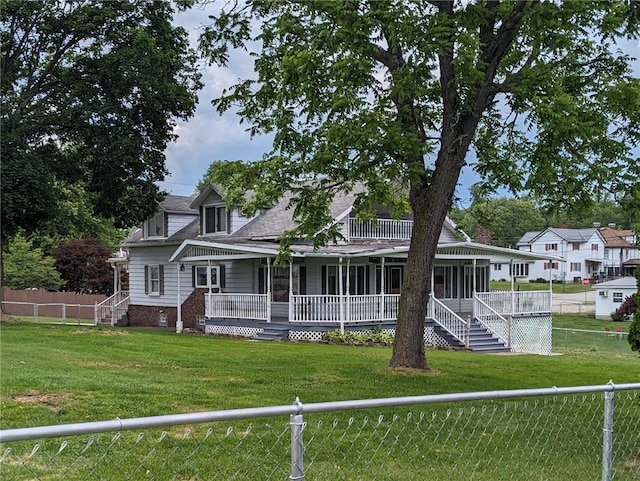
[594,277,637,320]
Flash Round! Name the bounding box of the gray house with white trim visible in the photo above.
[103,184,561,354]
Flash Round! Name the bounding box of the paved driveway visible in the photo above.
[552,290,595,314]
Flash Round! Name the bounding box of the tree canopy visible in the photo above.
[199,0,640,369]
[0,0,202,243]
[53,237,114,295]
[3,234,64,291]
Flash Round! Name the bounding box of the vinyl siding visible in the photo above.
[168,214,197,237]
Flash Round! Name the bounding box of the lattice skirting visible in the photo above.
[510,315,553,355]
[205,324,261,338]
[206,322,452,348]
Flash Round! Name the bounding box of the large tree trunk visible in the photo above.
[389,154,464,370]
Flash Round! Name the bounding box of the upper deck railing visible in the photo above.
[348,218,413,241]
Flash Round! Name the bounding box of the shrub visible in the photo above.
[613,295,637,321]
[321,326,394,346]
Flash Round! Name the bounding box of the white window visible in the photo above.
[258,265,303,301]
[145,212,165,237]
[204,205,227,234]
[612,292,623,303]
[591,244,599,251]
[195,266,219,288]
[570,263,581,272]
[324,265,369,296]
[145,265,163,295]
[435,265,458,299]
[545,243,558,251]
[493,264,502,271]
[510,263,529,277]
[571,242,581,251]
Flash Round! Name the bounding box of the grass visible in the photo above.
[552,314,633,357]
[1,320,639,480]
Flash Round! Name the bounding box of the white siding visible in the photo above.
[595,285,637,319]
[129,245,184,307]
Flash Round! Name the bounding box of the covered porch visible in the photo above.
[169,239,557,353]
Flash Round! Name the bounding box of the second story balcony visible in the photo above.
[348,218,413,241]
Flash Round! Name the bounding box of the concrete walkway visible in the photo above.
[552,290,595,314]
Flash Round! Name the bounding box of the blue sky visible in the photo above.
[159,8,639,207]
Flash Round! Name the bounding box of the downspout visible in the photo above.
[176,263,183,333]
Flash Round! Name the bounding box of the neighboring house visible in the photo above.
[597,225,640,278]
[102,183,562,354]
[594,277,638,320]
[513,224,639,284]
[515,227,605,283]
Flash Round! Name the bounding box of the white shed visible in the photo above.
[594,277,637,320]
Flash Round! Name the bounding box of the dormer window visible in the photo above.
[204,205,227,234]
[145,212,166,238]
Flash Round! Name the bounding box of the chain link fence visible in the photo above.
[1,384,639,481]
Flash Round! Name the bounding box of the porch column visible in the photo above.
[176,263,183,333]
[472,259,477,320]
[510,260,515,316]
[549,259,553,312]
[379,257,385,320]
[267,257,272,323]
[288,260,293,323]
[345,258,351,324]
[339,257,344,333]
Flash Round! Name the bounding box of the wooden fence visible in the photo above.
[1,288,106,320]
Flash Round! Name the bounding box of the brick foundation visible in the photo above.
[127,288,215,330]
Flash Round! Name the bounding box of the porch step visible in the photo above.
[252,325,290,341]
[467,320,510,353]
[424,320,465,349]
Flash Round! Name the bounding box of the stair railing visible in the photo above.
[94,291,130,326]
[474,295,510,347]
[427,294,467,345]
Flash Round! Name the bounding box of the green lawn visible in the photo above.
[491,280,591,294]
[1,321,638,480]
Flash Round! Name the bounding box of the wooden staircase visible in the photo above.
[427,318,511,353]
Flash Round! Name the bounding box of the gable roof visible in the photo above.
[519,227,603,245]
[598,226,635,248]
[595,277,638,288]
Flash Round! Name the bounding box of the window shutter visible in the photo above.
[164,212,169,237]
[192,266,196,288]
[321,266,327,295]
[219,265,226,288]
[258,267,265,294]
[144,266,149,294]
[159,265,164,295]
[199,206,203,235]
[300,266,306,295]
[227,210,231,234]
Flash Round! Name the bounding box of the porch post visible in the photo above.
[176,263,183,333]
[339,257,344,333]
[288,260,293,323]
[267,257,272,323]
[379,257,385,320]
[510,260,515,316]
[472,259,477,320]
[549,259,553,312]
[345,258,351,324]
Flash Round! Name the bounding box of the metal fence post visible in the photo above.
[291,398,304,481]
[602,387,614,481]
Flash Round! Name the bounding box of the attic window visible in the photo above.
[146,212,165,237]
[204,205,227,234]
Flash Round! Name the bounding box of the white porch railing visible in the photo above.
[94,291,129,326]
[290,294,401,323]
[206,293,269,321]
[348,218,413,240]
[474,296,510,346]
[476,290,551,316]
[427,294,468,345]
